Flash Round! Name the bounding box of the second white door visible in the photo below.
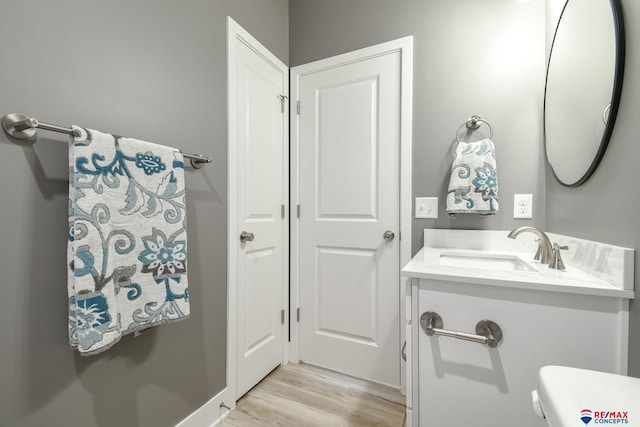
[293,41,406,387]
[229,18,288,400]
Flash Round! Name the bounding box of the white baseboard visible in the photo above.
[175,387,235,427]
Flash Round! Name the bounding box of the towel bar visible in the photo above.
[1,113,213,168]
[420,311,503,348]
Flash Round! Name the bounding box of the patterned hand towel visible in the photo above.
[67,126,189,355]
[445,139,499,216]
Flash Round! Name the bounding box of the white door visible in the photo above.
[292,40,410,387]
[228,18,288,400]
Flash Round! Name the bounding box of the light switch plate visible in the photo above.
[513,194,533,219]
[416,197,438,218]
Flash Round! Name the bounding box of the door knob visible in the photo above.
[240,231,254,242]
[383,230,395,241]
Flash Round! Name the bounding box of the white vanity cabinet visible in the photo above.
[402,230,634,427]
[405,278,629,427]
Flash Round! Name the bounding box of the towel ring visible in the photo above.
[456,115,493,143]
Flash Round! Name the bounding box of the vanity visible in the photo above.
[402,229,634,427]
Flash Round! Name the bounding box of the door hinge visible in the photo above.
[296,100,300,115]
[278,95,288,113]
[297,204,300,218]
[281,309,285,325]
[281,204,285,219]
[296,307,300,322]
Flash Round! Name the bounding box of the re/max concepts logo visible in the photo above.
[581,409,630,425]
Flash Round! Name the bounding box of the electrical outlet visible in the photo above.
[513,194,533,219]
[416,197,438,218]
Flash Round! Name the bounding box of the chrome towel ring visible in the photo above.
[456,115,493,143]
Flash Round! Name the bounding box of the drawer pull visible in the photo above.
[420,311,503,348]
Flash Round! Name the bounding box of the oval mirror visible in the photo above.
[544,0,625,187]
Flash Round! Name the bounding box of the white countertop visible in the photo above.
[402,246,634,299]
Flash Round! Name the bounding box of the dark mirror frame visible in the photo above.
[544,0,625,187]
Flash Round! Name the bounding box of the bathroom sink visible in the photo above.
[439,251,537,272]
[402,229,635,299]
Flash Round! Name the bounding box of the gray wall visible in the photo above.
[0,1,288,426]
[290,0,547,255]
[545,0,640,377]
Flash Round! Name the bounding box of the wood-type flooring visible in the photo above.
[220,363,406,426]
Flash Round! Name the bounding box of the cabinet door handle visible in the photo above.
[420,311,503,348]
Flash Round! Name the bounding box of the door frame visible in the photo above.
[227,16,290,404]
[289,36,413,392]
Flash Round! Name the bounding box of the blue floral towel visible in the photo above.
[445,139,499,216]
[67,126,189,355]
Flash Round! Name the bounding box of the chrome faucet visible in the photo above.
[507,226,554,265]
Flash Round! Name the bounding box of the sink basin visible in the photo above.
[439,251,537,272]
